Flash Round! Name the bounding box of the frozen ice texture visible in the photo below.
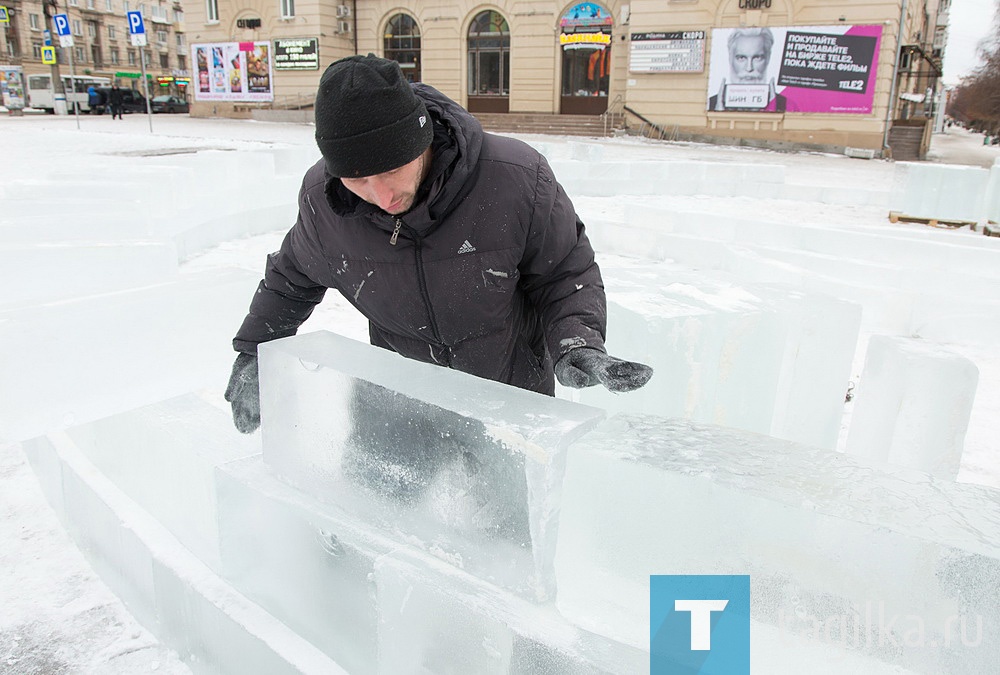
[374,550,646,675]
[568,265,859,449]
[984,164,1000,225]
[64,393,260,568]
[846,336,979,479]
[21,432,344,675]
[215,456,392,674]
[258,330,605,601]
[554,414,1000,673]
[0,240,179,309]
[889,162,988,223]
[0,268,260,442]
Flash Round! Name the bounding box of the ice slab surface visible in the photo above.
[846,335,979,479]
[258,330,605,601]
[66,393,260,568]
[216,455,395,674]
[0,240,179,309]
[568,266,859,449]
[22,432,344,675]
[890,162,988,222]
[555,414,1000,674]
[0,268,260,442]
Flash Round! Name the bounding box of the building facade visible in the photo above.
[0,0,189,98]
[76,0,949,154]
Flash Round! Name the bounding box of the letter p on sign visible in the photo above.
[650,575,750,674]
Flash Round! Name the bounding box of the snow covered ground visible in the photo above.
[2,112,999,673]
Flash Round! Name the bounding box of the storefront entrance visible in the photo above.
[559,3,613,115]
[467,10,510,114]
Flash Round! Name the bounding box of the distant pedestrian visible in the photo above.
[109,84,124,120]
[87,85,100,113]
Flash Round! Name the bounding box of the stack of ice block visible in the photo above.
[889,162,989,223]
[554,414,1000,674]
[569,265,860,450]
[0,268,259,442]
[22,329,1000,673]
[257,330,606,601]
[846,336,979,479]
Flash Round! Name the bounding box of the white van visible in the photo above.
[26,74,110,113]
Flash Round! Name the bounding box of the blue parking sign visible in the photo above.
[126,10,145,34]
[53,13,70,36]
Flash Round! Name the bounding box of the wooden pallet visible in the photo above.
[888,211,975,229]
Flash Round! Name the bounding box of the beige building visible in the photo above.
[0,0,189,100]
[118,0,950,156]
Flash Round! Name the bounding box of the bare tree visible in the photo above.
[947,3,1000,132]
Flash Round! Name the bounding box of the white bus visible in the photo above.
[26,74,111,113]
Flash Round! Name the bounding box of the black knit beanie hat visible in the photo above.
[314,54,433,178]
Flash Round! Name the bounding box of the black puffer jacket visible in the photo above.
[233,84,607,395]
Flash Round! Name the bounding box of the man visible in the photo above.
[708,27,787,113]
[108,83,124,120]
[225,54,652,434]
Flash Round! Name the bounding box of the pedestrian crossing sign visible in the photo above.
[0,7,10,23]
[41,45,57,64]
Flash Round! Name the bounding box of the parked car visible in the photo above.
[90,87,148,114]
[151,95,190,114]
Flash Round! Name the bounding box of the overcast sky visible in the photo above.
[944,0,996,84]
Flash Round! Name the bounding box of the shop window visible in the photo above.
[467,10,509,97]
[561,41,610,97]
[384,13,421,83]
[559,3,613,115]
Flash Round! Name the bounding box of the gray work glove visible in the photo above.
[555,347,653,393]
[224,352,260,433]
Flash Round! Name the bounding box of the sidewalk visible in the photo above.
[927,125,1000,168]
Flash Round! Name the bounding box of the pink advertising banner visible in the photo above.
[707,25,883,114]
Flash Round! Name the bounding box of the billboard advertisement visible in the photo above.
[707,25,882,114]
[274,38,319,71]
[191,41,273,102]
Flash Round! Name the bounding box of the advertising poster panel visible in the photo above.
[707,25,882,114]
[1,66,25,109]
[274,38,319,71]
[191,41,273,102]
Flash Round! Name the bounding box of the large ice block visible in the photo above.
[0,268,260,442]
[984,164,1000,225]
[845,336,979,479]
[374,550,646,675]
[572,265,860,449]
[65,392,260,568]
[554,414,1000,673]
[0,240,179,309]
[215,455,395,674]
[258,330,605,600]
[889,162,988,223]
[22,432,344,675]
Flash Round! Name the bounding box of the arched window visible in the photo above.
[467,10,510,98]
[384,13,421,83]
[558,3,613,115]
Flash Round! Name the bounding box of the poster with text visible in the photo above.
[1,66,25,109]
[191,41,273,102]
[707,25,882,114]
